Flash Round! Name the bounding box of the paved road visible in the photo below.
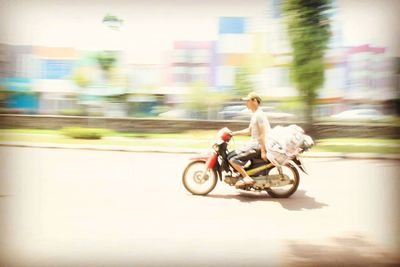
[0,147,399,267]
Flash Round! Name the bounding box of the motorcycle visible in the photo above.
[182,126,314,198]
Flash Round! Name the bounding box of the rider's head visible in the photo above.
[241,92,261,110]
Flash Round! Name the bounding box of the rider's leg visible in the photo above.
[229,161,248,179]
[229,147,259,187]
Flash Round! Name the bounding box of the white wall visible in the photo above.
[338,0,400,56]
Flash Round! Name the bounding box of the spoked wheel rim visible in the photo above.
[266,164,299,198]
[182,161,218,195]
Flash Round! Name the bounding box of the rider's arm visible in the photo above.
[257,121,267,159]
[232,127,250,136]
[256,112,269,160]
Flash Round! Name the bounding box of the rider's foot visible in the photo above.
[235,176,255,188]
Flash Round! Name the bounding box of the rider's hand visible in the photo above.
[261,151,267,161]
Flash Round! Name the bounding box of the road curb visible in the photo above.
[302,151,400,160]
[1,141,400,160]
[0,141,208,154]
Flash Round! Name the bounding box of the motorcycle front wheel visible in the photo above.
[182,160,218,195]
[265,163,300,198]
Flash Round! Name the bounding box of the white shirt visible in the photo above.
[249,108,270,144]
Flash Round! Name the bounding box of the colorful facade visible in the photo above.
[167,41,217,87]
[0,44,38,112]
[0,0,398,117]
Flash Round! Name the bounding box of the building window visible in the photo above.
[42,60,74,79]
[174,49,188,63]
[190,49,210,64]
[219,17,246,34]
[190,67,209,82]
[172,66,189,84]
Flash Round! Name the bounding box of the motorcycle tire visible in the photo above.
[265,163,300,198]
[182,160,218,196]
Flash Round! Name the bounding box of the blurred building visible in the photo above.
[32,46,78,114]
[167,41,217,87]
[125,64,164,116]
[76,50,129,117]
[345,45,397,100]
[0,0,398,118]
[217,16,247,90]
[211,1,397,117]
[0,44,37,113]
[0,45,131,116]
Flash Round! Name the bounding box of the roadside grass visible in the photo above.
[0,128,61,135]
[1,129,399,154]
[0,128,227,139]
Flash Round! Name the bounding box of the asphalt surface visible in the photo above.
[0,147,399,267]
[1,139,399,160]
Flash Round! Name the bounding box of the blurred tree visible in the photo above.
[185,82,210,118]
[72,69,92,88]
[233,66,254,97]
[72,68,93,116]
[102,14,124,31]
[96,51,117,79]
[96,51,128,103]
[108,67,129,91]
[283,0,331,130]
[186,82,229,119]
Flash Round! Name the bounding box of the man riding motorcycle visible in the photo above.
[229,92,271,188]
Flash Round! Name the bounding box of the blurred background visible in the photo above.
[0,0,398,123]
[1,2,399,266]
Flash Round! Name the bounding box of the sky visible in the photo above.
[0,0,399,64]
[0,0,265,63]
[338,0,400,56]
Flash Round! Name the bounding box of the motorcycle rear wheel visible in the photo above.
[265,163,300,198]
[182,161,218,195]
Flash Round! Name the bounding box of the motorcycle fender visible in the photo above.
[292,157,308,174]
[190,153,218,169]
[188,153,222,181]
[205,153,218,169]
[189,154,211,162]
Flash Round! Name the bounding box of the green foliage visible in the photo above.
[96,51,117,72]
[186,83,229,107]
[105,93,128,102]
[233,66,254,96]
[102,14,124,30]
[276,97,306,114]
[62,127,113,140]
[282,0,331,125]
[58,109,86,116]
[185,82,211,110]
[184,82,229,119]
[72,69,92,88]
